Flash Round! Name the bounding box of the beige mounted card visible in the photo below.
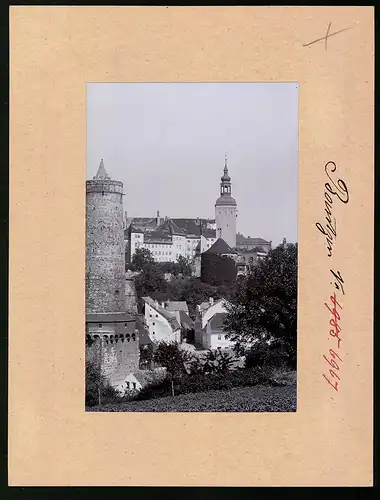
[9,6,374,486]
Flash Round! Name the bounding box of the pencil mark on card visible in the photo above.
[303,22,352,51]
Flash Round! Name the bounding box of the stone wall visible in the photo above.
[86,329,140,387]
[125,278,138,314]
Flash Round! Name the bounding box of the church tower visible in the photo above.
[215,154,237,249]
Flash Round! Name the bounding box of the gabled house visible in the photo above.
[142,297,181,344]
[194,297,234,350]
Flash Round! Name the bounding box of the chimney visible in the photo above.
[156,210,161,227]
[283,237,287,246]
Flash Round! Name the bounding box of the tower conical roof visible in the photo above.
[204,238,237,255]
[93,159,110,180]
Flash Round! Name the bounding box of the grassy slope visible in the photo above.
[88,384,297,412]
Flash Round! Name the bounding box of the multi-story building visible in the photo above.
[126,217,217,264]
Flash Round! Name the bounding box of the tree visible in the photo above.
[224,242,297,369]
[85,360,118,407]
[153,341,191,379]
[130,248,155,271]
[134,264,168,311]
[139,344,154,370]
[176,255,192,276]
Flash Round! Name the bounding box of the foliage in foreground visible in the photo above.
[224,242,298,369]
[87,384,297,413]
[85,360,120,407]
[131,365,292,402]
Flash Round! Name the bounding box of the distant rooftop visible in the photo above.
[203,238,238,255]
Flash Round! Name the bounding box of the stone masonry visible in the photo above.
[85,160,140,391]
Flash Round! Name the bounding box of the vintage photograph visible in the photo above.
[85,83,298,412]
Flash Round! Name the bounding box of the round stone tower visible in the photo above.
[86,159,126,314]
[215,154,237,249]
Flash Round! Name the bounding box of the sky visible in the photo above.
[87,83,298,246]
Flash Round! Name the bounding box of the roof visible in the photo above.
[171,218,216,238]
[209,312,228,330]
[127,370,153,386]
[129,223,144,234]
[135,317,153,345]
[199,298,225,313]
[215,194,237,207]
[236,235,271,246]
[203,238,237,255]
[93,159,110,180]
[143,219,187,243]
[165,301,189,313]
[157,219,186,236]
[179,310,194,330]
[127,217,158,232]
[86,312,135,323]
[142,297,181,330]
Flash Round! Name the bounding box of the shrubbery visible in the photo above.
[132,365,277,402]
[85,361,120,407]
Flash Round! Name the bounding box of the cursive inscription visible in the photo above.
[322,270,345,392]
[316,161,349,257]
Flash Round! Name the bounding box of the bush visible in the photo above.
[244,341,287,369]
[85,361,120,407]
[131,366,278,402]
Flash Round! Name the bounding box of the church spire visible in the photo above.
[224,152,228,175]
[94,159,110,180]
[220,152,231,184]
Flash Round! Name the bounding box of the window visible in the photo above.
[153,322,155,326]
[99,324,102,328]
[132,382,136,389]
[126,382,130,388]
[149,314,152,317]
[156,314,158,318]
[218,335,221,340]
